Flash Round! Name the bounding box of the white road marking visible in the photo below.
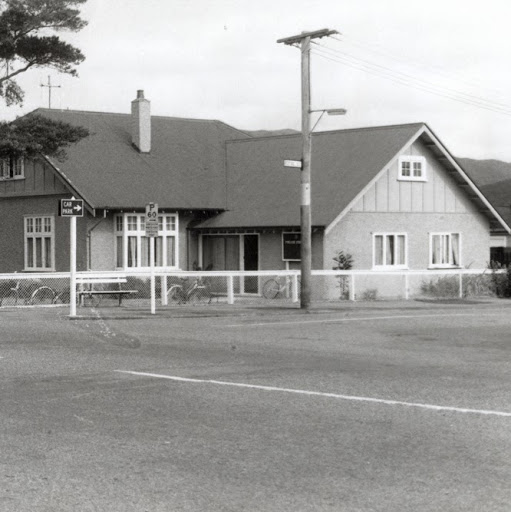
[115,370,511,418]
[220,312,506,328]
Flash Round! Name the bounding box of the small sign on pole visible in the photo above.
[145,202,158,237]
[284,159,302,169]
[146,203,158,315]
[60,199,84,217]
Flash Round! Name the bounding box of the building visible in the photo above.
[0,91,508,297]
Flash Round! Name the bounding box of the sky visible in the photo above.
[3,0,511,161]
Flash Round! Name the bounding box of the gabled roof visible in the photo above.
[34,108,250,210]
[197,122,511,233]
[198,123,425,229]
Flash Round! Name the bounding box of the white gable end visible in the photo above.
[351,139,477,214]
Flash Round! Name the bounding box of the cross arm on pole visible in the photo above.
[277,29,338,45]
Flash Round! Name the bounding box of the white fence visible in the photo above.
[0,268,506,312]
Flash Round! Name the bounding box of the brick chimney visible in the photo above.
[131,90,151,153]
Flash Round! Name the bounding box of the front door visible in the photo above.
[243,234,259,294]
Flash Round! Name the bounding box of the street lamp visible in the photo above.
[299,107,347,309]
[310,108,347,133]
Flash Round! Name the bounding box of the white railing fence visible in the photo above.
[0,268,507,311]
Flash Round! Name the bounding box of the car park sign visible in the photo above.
[60,199,84,217]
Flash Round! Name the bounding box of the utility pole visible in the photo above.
[277,28,338,310]
[40,75,61,109]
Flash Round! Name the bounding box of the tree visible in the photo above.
[0,0,87,106]
[0,113,89,160]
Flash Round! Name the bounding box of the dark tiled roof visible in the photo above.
[35,108,250,210]
[198,123,425,228]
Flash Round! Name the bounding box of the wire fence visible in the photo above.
[0,268,507,312]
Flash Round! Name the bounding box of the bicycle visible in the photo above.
[262,275,301,299]
[0,280,57,307]
[167,276,212,304]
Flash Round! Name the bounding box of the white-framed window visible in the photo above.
[430,233,461,268]
[24,215,54,271]
[0,156,24,180]
[398,156,426,181]
[373,233,407,269]
[114,213,178,269]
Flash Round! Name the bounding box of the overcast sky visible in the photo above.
[2,0,511,161]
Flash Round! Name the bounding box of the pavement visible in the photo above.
[1,298,510,511]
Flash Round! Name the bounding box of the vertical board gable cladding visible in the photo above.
[352,139,477,214]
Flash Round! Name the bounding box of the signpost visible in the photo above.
[59,198,84,317]
[282,232,301,261]
[145,203,158,314]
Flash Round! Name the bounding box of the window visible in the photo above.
[398,156,426,181]
[373,233,407,268]
[25,215,54,271]
[430,233,460,267]
[114,213,178,269]
[0,156,24,180]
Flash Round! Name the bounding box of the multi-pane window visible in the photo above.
[114,213,178,269]
[24,215,54,270]
[399,156,426,181]
[0,156,24,179]
[430,233,460,267]
[373,233,407,268]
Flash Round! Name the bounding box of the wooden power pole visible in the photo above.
[277,28,338,310]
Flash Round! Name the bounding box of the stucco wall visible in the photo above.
[258,231,323,271]
[325,211,490,270]
[87,217,115,270]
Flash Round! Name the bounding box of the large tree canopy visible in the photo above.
[0,0,87,105]
[0,113,89,160]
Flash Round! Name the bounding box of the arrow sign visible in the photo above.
[59,199,84,217]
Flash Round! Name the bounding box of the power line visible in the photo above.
[310,44,511,117]
[313,41,511,112]
[331,33,509,102]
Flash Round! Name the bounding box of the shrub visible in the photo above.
[332,251,353,300]
[420,276,459,298]
[361,289,378,301]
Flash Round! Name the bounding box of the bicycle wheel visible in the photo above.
[30,286,57,305]
[167,285,185,304]
[263,279,280,299]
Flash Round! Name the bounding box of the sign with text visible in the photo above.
[145,202,158,237]
[284,159,302,169]
[59,199,84,217]
[282,232,301,261]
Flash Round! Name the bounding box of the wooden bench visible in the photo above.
[76,276,138,306]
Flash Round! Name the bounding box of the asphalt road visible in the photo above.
[1,302,510,511]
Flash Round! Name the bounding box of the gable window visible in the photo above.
[398,156,426,181]
[430,233,460,268]
[24,215,54,271]
[1,156,24,180]
[373,233,407,268]
[115,213,178,269]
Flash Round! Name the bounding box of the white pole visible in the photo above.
[150,237,156,314]
[69,215,77,317]
[161,275,168,306]
[227,275,234,305]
